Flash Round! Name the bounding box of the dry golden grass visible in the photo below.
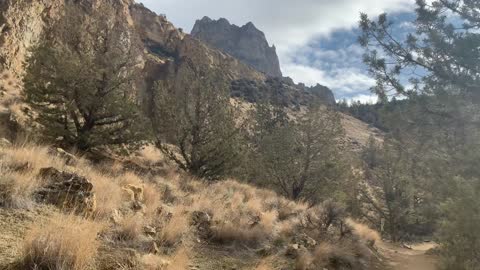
[83,170,124,219]
[255,259,273,270]
[0,144,67,208]
[166,248,190,270]
[0,170,38,208]
[143,183,162,215]
[117,213,144,242]
[22,214,103,270]
[0,142,376,270]
[136,145,164,165]
[139,254,170,270]
[346,218,381,247]
[0,144,66,174]
[159,206,189,246]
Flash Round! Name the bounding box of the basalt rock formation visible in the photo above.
[0,0,335,138]
[191,16,282,78]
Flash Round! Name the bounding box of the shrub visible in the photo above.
[116,214,144,242]
[0,172,38,208]
[22,214,103,270]
[346,218,380,247]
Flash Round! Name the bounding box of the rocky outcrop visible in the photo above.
[0,0,334,134]
[130,5,265,83]
[191,17,282,77]
[36,167,96,215]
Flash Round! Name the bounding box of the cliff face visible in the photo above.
[0,0,335,139]
[191,17,282,78]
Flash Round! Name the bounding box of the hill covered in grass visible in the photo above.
[0,142,383,270]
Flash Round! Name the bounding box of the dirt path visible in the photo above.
[378,241,439,270]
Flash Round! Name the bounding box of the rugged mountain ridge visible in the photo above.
[191,16,282,78]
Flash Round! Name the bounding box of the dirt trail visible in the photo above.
[378,241,439,270]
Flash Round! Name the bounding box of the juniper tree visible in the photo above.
[360,0,480,266]
[24,3,146,151]
[152,59,242,180]
[256,103,345,201]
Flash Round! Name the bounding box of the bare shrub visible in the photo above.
[86,171,123,219]
[117,214,144,242]
[0,145,66,208]
[0,171,38,208]
[346,218,381,247]
[159,207,189,246]
[22,214,103,270]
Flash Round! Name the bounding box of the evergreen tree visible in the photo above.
[360,0,480,266]
[254,103,345,201]
[23,3,146,151]
[152,59,242,180]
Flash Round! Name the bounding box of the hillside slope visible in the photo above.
[0,142,384,270]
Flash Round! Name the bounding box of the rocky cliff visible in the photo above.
[191,16,282,77]
[0,0,336,140]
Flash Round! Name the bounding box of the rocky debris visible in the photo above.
[36,167,96,215]
[191,16,282,77]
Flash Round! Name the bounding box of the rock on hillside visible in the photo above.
[192,16,283,77]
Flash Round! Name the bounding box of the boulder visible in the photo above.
[36,167,96,215]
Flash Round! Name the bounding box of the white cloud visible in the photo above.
[137,0,414,101]
[348,94,378,104]
[140,0,412,49]
[283,63,376,96]
[138,0,412,51]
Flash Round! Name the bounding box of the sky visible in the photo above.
[137,0,417,102]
